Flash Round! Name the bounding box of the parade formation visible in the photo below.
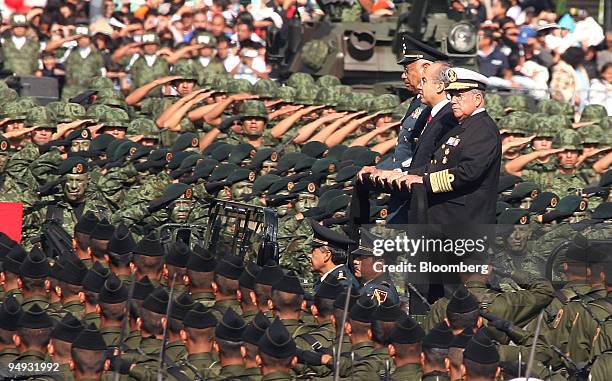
[0,1,610,380]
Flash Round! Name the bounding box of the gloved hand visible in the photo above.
[38,177,66,196]
[146,196,173,214]
[109,355,131,374]
[295,348,323,366]
[510,270,533,288]
[217,116,242,133]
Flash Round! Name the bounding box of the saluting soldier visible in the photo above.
[1,14,40,76]
[61,25,105,100]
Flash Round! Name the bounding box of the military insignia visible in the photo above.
[529,190,538,199]
[129,147,137,156]
[550,197,558,208]
[191,138,199,147]
[410,107,422,119]
[446,137,461,146]
[372,289,388,304]
[442,157,447,164]
[250,149,257,158]
[270,152,278,162]
[0,141,7,151]
[184,188,193,199]
[337,271,347,280]
[75,163,84,174]
[197,36,211,45]
[519,215,528,225]
[307,182,316,193]
[81,130,89,139]
[579,199,588,211]
[444,148,450,155]
[379,208,387,218]
[447,69,457,82]
[374,155,381,164]
[248,171,257,182]
[287,182,295,191]
[328,163,336,173]
[13,15,27,24]
[166,153,173,162]
[552,309,563,329]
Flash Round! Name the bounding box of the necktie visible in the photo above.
[427,114,433,123]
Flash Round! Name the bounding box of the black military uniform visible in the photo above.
[422,68,501,224]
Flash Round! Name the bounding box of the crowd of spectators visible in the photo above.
[0,0,610,115]
[467,0,610,115]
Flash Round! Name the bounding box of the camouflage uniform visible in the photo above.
[62,29,105,100]
[1,15,40,75]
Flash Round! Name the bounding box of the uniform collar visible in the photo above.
[430,99,450,118]
[321,264,343,282]
[471,108,486,116]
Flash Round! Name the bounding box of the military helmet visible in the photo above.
[527,113,548,136]
[18,96,39,109]
[316,75,341,88]
[86,104,112,122]
[277,86,296,103]
[553,129,583,151]
[334,85,352,94]
[369,94,400,114]
[535,99,554,114]
[253,79,279,99]
[141,32,160,45]
[194,31,217,47]
[485,93,504,109]
[498,111,529,134]
[90,77,115,92]
[171,61,199,82]
[580,104,607,123]
[488,104,505,121]
[95,88,126,108]
[391,102,409,121]
[128,118,159,140]
[504,94,528,112]
[227,79,253,95]
[207,75,229,93]
[578,123,604,144]
[1,101,27,121]
[57,103,87,123]
[547,100,573,116]
[101,108,130,128]
[534,115,556,138]
[0,88,18,103]
[356,93,375,111]
[10,13,28,27]
[45,101,67,118]
[548,114,572,130]
[286,72,315,89]
[293,85,318,105]
[239,100,268,120]
[314,87,339,107]
[336,93,360,112]
[26,106,56,129]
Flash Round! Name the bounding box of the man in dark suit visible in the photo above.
[358,36,449,224]
[395,67,502,225]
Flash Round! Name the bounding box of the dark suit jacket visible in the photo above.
[422,110,501,225]
[408,101,457,175]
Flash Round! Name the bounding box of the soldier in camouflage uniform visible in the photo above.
[60,25,105,100]
[508,129,589,196]
[192,31,226,77]
[127,118,160,146]
[126,33,170,92]
[175,304,220,380]
[1,14,40,76]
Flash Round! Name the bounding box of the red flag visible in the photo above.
[0,202,23,243]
